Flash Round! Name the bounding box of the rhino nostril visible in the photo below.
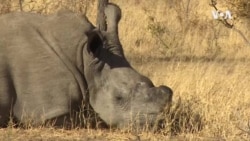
[157,118,165,129]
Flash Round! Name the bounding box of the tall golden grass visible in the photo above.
[0,0,250,140]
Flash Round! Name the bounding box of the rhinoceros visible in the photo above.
[0,3,173,129]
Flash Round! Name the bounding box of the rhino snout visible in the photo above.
[149,85,173,111]
[158,85,173,103]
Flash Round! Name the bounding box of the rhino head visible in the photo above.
[83,4,173,129]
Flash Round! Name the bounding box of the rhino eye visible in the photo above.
[115,96,123,101]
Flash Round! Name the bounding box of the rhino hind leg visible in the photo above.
[105,3,121,33]
[0,113,10,127]
[0,77,16,127]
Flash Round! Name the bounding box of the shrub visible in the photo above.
[226,0,250,18]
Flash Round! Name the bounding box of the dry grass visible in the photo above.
[1,0,250,140]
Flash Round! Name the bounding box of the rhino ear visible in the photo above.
[87,30,104,57]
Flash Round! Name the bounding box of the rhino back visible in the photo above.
[0,11,92,125]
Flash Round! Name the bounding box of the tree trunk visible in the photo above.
[19,0,23,11]
[96,0,109,31]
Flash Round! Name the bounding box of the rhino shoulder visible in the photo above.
[46,9,94,34]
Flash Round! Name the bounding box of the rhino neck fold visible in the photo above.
[103,31,124,56]
[37,28,88,101]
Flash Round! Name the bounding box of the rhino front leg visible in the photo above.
[102,3,124,56]
[97,0,109,31]
[105,3,121,34]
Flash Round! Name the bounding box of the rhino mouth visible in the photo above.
[115,112,164,130]
[127,104,172,131]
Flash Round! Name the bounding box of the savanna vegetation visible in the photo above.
[0,0,250,140]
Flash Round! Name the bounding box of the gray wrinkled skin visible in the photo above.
[0,4,173,129]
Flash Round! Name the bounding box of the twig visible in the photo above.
[232,27,250,47]
[209,0,233,28]
[19,0,23,11]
